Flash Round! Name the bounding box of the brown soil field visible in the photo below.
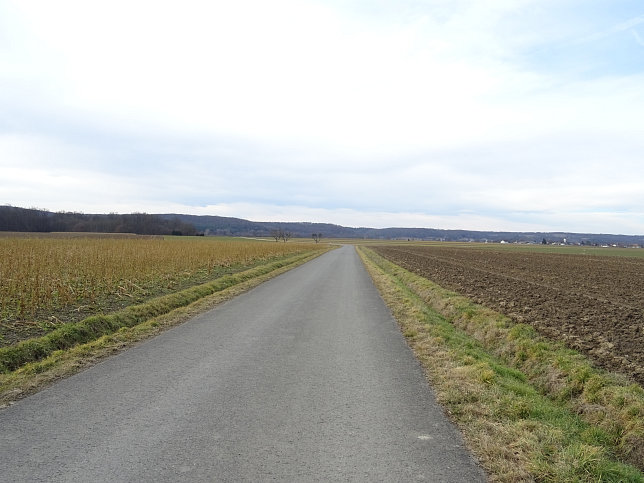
[372,245,644,385]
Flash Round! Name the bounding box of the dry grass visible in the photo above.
[0,235,323,337]
[0,248,325,406]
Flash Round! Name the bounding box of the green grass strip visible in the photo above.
[358,247,644,481]
[0,250,322,373]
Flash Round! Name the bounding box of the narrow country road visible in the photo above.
[0,246,486,482]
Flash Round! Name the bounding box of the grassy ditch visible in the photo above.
[0,249,328,403]
[358,247,643,482]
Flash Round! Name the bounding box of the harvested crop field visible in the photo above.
[0,234,325,347]
[372,244,644,385]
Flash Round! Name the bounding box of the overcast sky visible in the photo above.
[1,1,643,234]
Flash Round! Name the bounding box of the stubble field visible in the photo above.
[0,234,323,347]
[372,244,644,385]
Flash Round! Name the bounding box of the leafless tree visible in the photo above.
[271,229,283,242]
[312,233,322,243]
[271,228,292,242]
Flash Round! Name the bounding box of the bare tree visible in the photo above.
[312,233,322,243]
[271,229,283,242]
[271,228,292,242]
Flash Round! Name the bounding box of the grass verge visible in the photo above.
[358,246,643,482]
[0,248,329,406]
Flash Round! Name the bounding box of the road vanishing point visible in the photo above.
[0,245,486,482]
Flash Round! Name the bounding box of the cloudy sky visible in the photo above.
[1,1,643,234]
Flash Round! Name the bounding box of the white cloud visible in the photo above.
[597,14,644,37]
[2,1,644,234]
[632,29,644,47]
[0,0,557,151]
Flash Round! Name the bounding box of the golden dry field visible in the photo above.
[0,234,323,345]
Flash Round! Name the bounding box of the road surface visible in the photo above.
[0,245,486,482]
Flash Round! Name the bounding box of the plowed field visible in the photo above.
[372,245,644,385]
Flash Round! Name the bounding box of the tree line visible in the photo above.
[0,206,199,236]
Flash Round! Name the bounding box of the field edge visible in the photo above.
[357,246,644,481]
[0,247,331,406]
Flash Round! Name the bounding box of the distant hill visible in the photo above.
[159,213,644,246]
[2,206,642,246]
[0,206,197,236]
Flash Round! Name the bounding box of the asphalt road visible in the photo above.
[0,245,486,482]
